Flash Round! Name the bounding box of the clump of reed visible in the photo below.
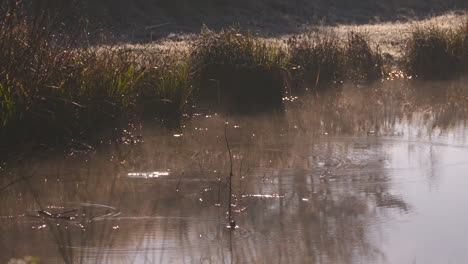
[0,1,191,144]
[190,26,287,70]
[0,1,74,128]
[344,32,383,83]
[403,18,468,79]
[287,31,383,93]
[138,50,191,121]
[189,27,289,113]
[75,48,145,108]
[287,32,344,92]
[462,17,468,71]
[0,0,97,143]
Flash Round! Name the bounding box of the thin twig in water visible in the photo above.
[175,172,183,192]
[239,156,244,196]
[225,122,235,228]
[217,175,222,206]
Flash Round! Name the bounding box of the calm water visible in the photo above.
[1,82,468,264]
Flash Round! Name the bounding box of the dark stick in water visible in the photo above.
[225,122,236,229]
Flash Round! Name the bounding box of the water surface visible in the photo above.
[1,82,468,264]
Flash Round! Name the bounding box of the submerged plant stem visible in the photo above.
[225,122,234,227]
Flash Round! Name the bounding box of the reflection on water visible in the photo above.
[1,79,468,263]
[127,172,171,179]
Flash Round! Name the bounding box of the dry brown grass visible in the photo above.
[403,16,468,79]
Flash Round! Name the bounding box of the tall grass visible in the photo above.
[190,27,288,113]
[75,48,145,108]
[288,32,344,92]
[287,33,344,89]
[138,52,191,122]
[0,1,75,127]
[344,32,383,83]
[191,26,287,70]
[0,43,191,142]
[403,18,468,79]
[0,2,191,144]
[288,31,383,92]
[0,82,16,127]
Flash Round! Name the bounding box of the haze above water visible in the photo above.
[1,80,468,264]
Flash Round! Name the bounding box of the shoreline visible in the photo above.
[1,12,467,154]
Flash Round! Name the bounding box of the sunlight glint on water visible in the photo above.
[1,81,468,263]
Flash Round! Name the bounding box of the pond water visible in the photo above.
[1,82,468,264]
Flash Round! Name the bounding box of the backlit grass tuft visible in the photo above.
[190,27,289,113]
[287,31,383,93]
[403,18,468,79]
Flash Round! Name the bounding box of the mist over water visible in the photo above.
[1,80,468,264]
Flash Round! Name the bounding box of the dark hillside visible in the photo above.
[81,0,467,35]
[3,0,466,37]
